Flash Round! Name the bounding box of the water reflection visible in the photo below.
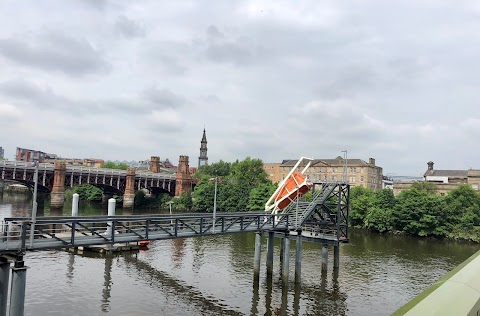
[172,238,186,268]
[101,256,113,313]
[66,252,75,283]
[122,254,242,316]
[0,194,478,316]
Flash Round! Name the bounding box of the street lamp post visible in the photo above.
[167,201,174,226]
[342,150,348,183]
[29,161,39,247]
[213,176,217,234]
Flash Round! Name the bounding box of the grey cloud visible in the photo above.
[157,55,188,75]
[206,25,224,39]
[143,87,186,108]
[115,15,146,38]
[0,79,72,110]
[200,26,259,65]
[0,32,111,76]
[81,0,108,11]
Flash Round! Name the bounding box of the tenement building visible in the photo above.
[271,156,383,191]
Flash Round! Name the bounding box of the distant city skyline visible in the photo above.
[1,1,479,176]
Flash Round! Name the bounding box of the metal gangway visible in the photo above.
[0,212,288,254]
[265,157,350,244]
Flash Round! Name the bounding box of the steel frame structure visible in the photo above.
[0,213,288,254]
[0,160,176,194]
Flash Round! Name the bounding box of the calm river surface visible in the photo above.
[0,193,478,316]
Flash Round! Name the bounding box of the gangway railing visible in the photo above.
[0,213,289,253]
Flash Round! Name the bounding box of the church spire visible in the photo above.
[198,128,208,167]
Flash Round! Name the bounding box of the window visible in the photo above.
[349,176,356,183]
[360,176,364,182]
[472,183,479,190]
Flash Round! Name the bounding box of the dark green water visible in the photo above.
[0,193,478,315]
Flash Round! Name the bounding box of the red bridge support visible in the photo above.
[123,167,136,208]
[175,155,192,197]
[51,161,66,208]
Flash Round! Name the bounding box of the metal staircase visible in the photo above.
[277,182,337,229]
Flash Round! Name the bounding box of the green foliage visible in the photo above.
[134,190,172,209]
[410,181,437,195]
[247,182,276,211]
[101,161,129,170]
[65,184,103,201]
[174,190,193,211]
[193,158,272,212]
[349,183,480,241]
[349,186,375,227]
[364,207,392,233]
[194,160,231,178]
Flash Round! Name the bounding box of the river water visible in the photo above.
[0,193,478,316]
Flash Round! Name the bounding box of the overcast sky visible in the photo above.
[1,0,479,176]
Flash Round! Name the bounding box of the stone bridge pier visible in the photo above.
[175,156,192,196]
[123,167,136,208]
[50,161,66,209]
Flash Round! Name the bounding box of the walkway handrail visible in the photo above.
[0,213,289,254]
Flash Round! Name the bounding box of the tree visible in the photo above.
[410,181,437,195]
[101,161,129,170]
[175,190,193,211]
[66,184,103,201]
[247,182,276,211]
[349,186,375,227]
[193,158,271,212]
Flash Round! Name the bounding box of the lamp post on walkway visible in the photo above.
[213,176,217,233]
[341,150,348,183]
[167,201,174,226]
[29,161,39,247]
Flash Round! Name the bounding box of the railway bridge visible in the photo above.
[0,155,194,208]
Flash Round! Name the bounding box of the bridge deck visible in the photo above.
[0,213,290,253]
[0,212,344,254]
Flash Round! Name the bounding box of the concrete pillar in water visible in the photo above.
[123,167,136,209]
[266,231,274,277]
[71,193,79,217]
[9,257,27,316]
[50,161,66,209]
[322,244,328,271]
[279,236,285,274]
[0,260,10,316]
[106,198,116,238]
[282,235,290,285]
[333,244,340,269]
[295,233,302,284]
[253,232,262,280]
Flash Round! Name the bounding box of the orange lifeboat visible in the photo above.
[139,240,150,247]
[273,172,311,209]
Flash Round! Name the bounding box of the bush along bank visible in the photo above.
[350,183,480,242]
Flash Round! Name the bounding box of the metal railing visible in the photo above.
[0,213,289,253]
[0,160,176,179]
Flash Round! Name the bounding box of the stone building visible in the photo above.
[271,156,383,191]
[262,163,282,184]
[393,161,479,196]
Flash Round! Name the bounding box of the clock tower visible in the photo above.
[198,128,208,167]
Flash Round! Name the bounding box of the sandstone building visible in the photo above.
[264,156,383,191]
